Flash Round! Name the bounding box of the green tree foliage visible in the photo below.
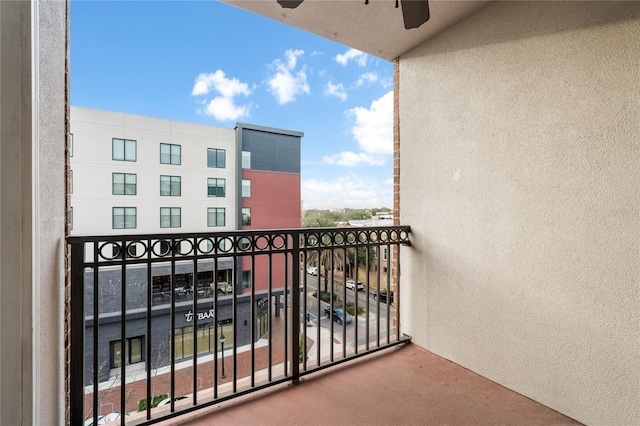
[345,301,365,316]
[298,333,306,363]
[302,207,390,289]
[312,290,338,303]
[346,247,376,277]
[302,208,391,228]
[137,393,168,412]
[306,246,343,292]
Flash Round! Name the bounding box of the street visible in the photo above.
[300,272,395,354]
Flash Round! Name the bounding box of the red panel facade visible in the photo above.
[242,170,300,229]
[242,170,300,292]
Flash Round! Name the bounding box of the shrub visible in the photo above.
[312,290,338,303]
[137,393,168,412]
[345,302,365,316]
[298,333,307,363]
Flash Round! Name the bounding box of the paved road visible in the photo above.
[301,273,395,349]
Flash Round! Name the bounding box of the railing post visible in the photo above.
[291,231,300,383]
[69,238,85,426]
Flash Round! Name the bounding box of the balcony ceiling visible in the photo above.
[222,0,491,61]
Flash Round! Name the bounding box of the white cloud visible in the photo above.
[267,49,310,104]
[205,97,250,122]
[191,70,251,97]
[348,91,393,156]
[324,82,347,101]
[302,175,392,209]
[335,48,368,67]
[356,72,379,87]
[191,70,251,121]
[319,91,393,167]
[284,49,303,69]
[322,151,385,166]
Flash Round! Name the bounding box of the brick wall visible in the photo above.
[392,59,400,335]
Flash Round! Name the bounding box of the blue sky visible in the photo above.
[71,1,394,210]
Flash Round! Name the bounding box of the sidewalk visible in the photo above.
[304,317,340,364]
[85,312,292,416]
[87,307,376,418]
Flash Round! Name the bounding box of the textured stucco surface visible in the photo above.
[36,1,68,423]
[399,2,639,425]
[0,1,66,424]
[0,3,33,424]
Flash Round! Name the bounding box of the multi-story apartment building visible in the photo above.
[70,106,303,382]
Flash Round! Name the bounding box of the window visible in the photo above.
[171,321,233,361]
[160,175,181,196]
[113,207,136,229]
[239,237,251,251]
[207,148,226,168]
[242,270,251,289]
[160,207,181,228]
[111,336,144,368]
[160,143,181,165]
[242,207,251,226]
[207,178,226,197]
[69,133,73,157]
[242,151,251,169]
[242,179,251,198]
[112,138,136,161]
[383,247,388,261]
[158,241,171,256]
[70,170,73,194]
[112,242,137,259]
[69,207,73,230]
[112,173,137,195]
[216,239,230,253]
[207,207,225,227]
[257,311,268,339]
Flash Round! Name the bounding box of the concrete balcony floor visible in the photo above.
[160,343,580,426]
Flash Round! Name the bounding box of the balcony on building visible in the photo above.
[68,225,583,426]
[0,1,637,426]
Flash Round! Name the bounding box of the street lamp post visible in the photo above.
[219,324,226,379]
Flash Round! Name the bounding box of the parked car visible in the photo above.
[374,290,394,304]
[324,306,353,324]
[345,280,364,291]
[306,267,318,276]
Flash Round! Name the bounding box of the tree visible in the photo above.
[302,210,341,228]
[346,247,376,279]
[137,339,170,412]
[305,218,345,292]
[84,360,134,422]
[306,242,344,292]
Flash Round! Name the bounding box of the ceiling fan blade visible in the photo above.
[277,0,304,8]
[400,0,430,29]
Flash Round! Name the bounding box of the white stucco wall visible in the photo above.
[0,1,66,424]
[399,2,639,425]
[70,107,238,236]
[36,1,68,424]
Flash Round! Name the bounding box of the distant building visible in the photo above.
[70,107,303,382]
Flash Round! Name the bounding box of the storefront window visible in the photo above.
[171,321,234,361]
[111,336,144,368]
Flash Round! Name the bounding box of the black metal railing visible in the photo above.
[68,226,411,425]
